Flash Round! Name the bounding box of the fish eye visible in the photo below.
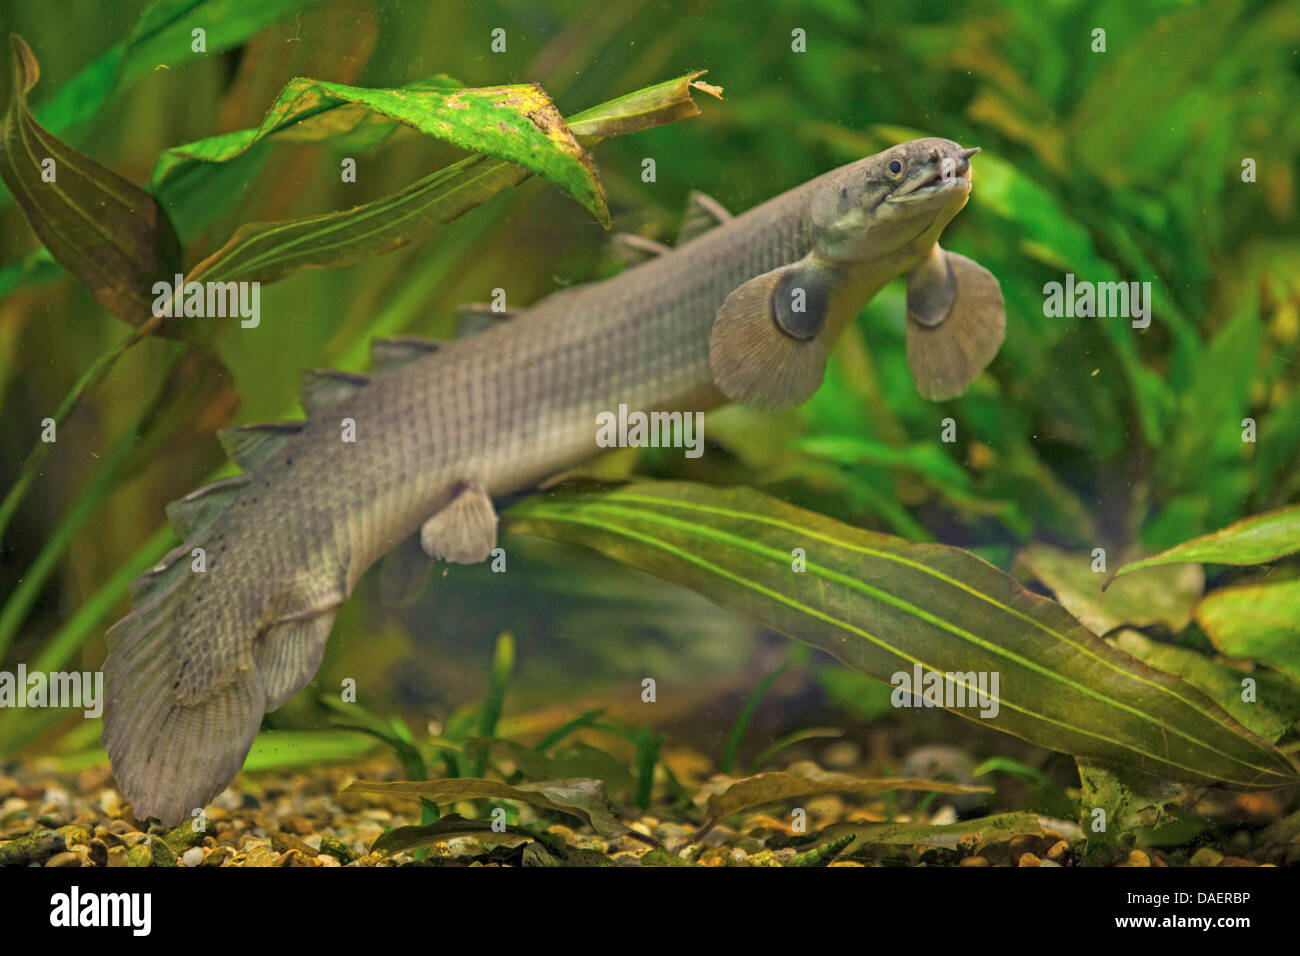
[887,158,905,178]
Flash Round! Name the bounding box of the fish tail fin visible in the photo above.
[905,247,1005,401]
[102,474,340,825]
[101,555,267,827]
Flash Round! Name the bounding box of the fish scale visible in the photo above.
[102,137,1004,824]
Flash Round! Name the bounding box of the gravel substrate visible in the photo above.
[1,754,1294,867]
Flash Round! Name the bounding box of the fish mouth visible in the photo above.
[886,147,978,204]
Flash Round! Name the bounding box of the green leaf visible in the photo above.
[1111,629,1300,744]
[151,74,464,187]
[343,777,629,839]
[156,76,608,223]
[0,36,181,326]
[720,664,786,774]
[1195,580,1300,685]
[1110,504,1300,580]
[1017,544,1203,635]
[46,729,377,775]
[506,482,1297,788]
[241,729,378,772]
[0,0,322,204]
[182,71,713,288]
[1156,309,1261,497]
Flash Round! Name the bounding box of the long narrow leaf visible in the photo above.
[507,482,1297,788]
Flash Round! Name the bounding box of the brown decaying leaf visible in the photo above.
[696,769,993,839]
[343,776,630,839]
[0,36,181,327]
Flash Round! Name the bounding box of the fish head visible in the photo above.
[810,138,979,262]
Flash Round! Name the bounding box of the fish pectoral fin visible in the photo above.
[905,244,1006,401]
[420,484,498,564]
[709,257,832,411]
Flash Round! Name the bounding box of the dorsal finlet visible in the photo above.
[300,369,370,414]
[218,421,305,472]
[456,303,514,338]
[370,335,440,372]
[678,190,733,244]
[165,474,251,540]
[611,232,671,267]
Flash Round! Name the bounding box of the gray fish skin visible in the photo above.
[102,138,990,824]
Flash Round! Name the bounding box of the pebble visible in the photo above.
[45,851,83,867]
[276,849,316,867]
[1008,835,1040,866]
[200,846,233,867]
[927,805,958,826]
[97,790,123,817]
[270,831,318,857]
[1017,852,1042,867]
[960,855,989,867]
[182,847,205,867]
[1118,849,1151,868]
[126,845,152,867]
[0,827,65,866]
[283,815,315,836]
[821,740,860,770]
[213,788,243,812]
[241,845,277,867]
[87,838,109,867]
[149,836,177,867]
[1045,840,1069,862]
[106,846,128,867]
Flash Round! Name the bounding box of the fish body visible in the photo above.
[103,138,1005,823]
